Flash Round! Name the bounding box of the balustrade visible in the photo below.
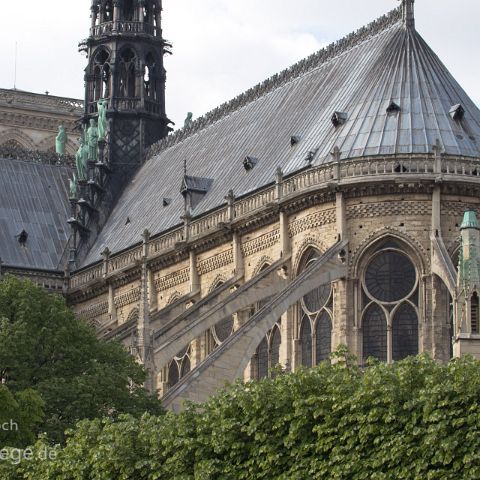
[71,155,480,289]
[91,21,159,37]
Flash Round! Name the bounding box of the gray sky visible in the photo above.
[0,0,478,127]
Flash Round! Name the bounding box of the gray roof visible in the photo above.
[0,158,72,271]
[83,6,480,264]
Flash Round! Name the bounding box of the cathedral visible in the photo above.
[1,0,480,410]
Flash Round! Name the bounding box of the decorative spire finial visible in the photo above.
[402,0,415,29]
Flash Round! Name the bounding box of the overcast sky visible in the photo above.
[0,0,478,127]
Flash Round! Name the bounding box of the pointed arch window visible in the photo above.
[123,0,135,21]
[252,321,282,380]
[118,49,137,98]
[166,345,191,390]
[90,49,111,112]
[298,248,333,368]
[361,242,419,364]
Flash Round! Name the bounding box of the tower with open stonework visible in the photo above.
[82,0,171,197]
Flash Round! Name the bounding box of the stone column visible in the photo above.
[431,274,451,362]
[189,250,200,293]
[232,232,244,277]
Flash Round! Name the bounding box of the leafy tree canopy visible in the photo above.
[0,276,163,445]
[3,353,480,479]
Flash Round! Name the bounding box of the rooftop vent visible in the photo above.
[450,104,465,121]
[387,101,401,114]
[16,229,28,245]
[243,156,258,171]
[163,198,172,207]
[290,135,301,147]
[125,217,131,226]
[331,111,347,127]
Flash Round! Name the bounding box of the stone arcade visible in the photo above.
[1,0,480,409]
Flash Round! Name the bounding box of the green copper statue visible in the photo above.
[55,125,67,155]
[184,112,193,129]
[97,99,108,141]
[69,173,78,199]
[87,119,99,161]
[75,134,88,181]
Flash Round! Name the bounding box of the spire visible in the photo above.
[402,0,415,29]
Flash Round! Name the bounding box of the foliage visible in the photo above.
[0,276,163,445]
[2,353,480,478]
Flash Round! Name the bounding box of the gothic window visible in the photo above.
[270,325,281,377]
[166,345,191,390]
[252,321,282,380]
[102,0,113,22]
[144,52,157,100]
[167,361,179,388]
[363,304,387,361]
[298,248,333,368]
[118,49,137,98]
[300,317,312,367]
[316,312,332,363]
[392,303,418,360]
[143,3,152,23]
[123,0,135,21]
[255,338,269,380]
[207,281,235,354]
[471,292,479,334]
[361,242,419,364]
[92,49,111,103]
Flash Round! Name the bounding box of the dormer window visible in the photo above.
[387,101,401,114]
[331,111,347,127]
[450,104,465,121]
[243,156,258,171]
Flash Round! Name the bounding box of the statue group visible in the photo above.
[73,100,109,186]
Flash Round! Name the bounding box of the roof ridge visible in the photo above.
[147,6,402,159]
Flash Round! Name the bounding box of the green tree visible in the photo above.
[0,276,163,445]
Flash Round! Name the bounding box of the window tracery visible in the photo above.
[298,248,333,367]
[361,240,419,363]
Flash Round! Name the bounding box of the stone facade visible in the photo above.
[0,89,82,155]
[68,152,479,407]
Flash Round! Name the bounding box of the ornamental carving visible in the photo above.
[155,267,190,292]
[77,301,109,320]
[289,209,336,237]
[114,287,141,308]
[241,230,280,257]
[346,201,430,220]
[198,250,234,276]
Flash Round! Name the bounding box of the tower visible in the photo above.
[454,211,480,357]
[82,0,171,199]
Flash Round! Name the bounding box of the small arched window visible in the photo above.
[118,49,137,98]
[471,292,479,334]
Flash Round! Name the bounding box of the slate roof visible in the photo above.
[0,158,72,271]
[83,5,480,264]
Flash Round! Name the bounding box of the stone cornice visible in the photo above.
[69,154,480,301]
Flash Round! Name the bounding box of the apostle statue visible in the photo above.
[87,119,99,161]
[75,134,88,181]
[55,125,67,155]
[97,99,108,141]
[184,112,193,129]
